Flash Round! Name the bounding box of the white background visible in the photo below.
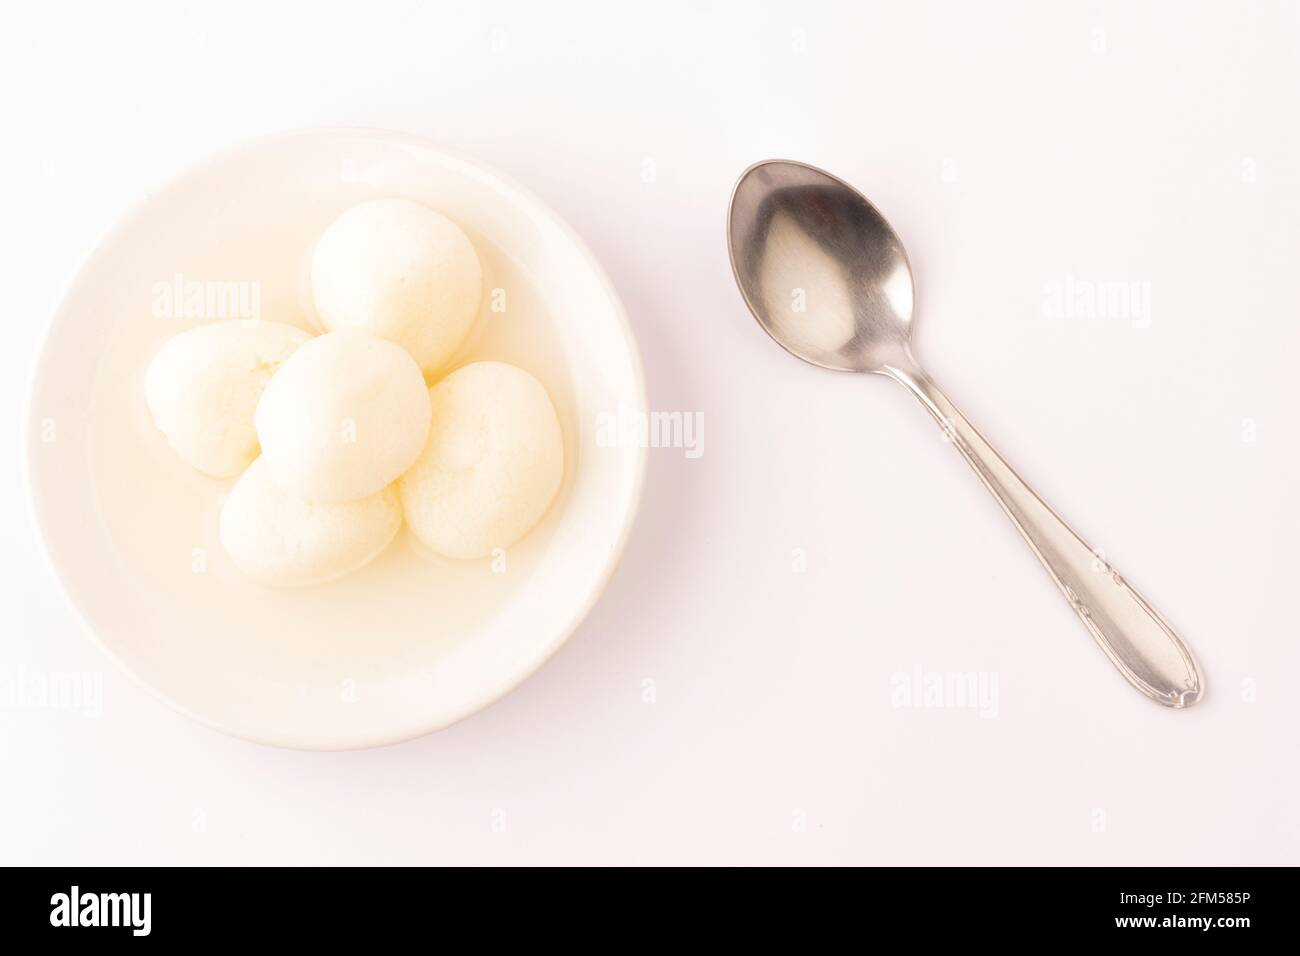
[3,0,1297,865]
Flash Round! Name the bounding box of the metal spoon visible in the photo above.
[727,159,1203,707]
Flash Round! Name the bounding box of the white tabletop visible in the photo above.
[4,0,1296,865]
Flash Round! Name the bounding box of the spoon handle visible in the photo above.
[884,359,1203,707]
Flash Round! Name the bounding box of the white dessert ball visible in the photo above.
[144,319,311,477]
[400,362,563,560]
[219,457,400,586]
[254,330,431,503]
[311,198,482,374]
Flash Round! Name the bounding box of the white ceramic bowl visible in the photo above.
[25,129,646,750]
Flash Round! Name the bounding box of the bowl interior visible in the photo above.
[26,129,645,749]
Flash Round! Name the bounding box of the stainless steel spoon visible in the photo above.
[727,159,1203,707]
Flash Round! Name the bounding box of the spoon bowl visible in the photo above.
[728,160,915,373]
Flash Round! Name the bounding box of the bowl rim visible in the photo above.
[22,125,648,750]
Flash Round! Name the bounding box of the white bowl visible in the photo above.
[25,129,646,750]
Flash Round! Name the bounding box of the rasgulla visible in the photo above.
[219,457,401,586]
[311,199,482,374]
[144,319,311,477]
[254,330,431,503]
[400,361,563,560]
